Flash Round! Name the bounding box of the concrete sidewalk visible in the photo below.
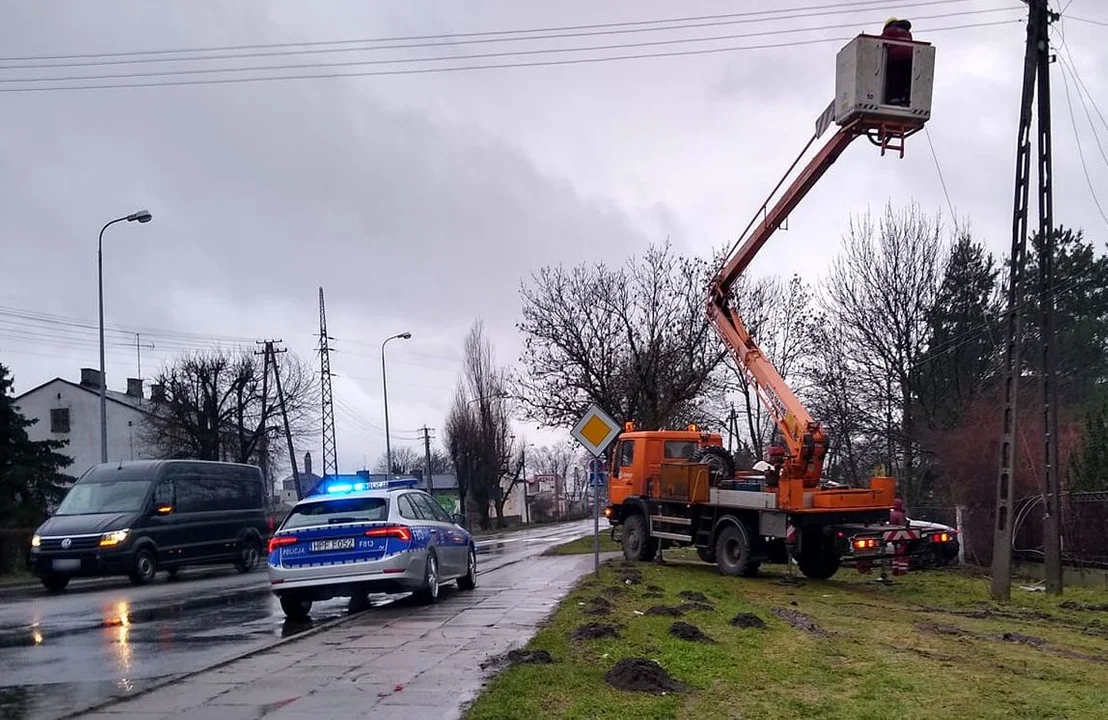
[72,552,602,720]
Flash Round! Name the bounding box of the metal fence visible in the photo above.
[1013,491,1108,569]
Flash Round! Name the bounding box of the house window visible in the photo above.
[50,408,71,434]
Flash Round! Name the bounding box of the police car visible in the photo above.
[267,478,476,620]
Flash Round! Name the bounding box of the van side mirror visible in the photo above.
[154,504,173,516]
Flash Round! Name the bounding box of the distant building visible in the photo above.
[277,452,323,504]
[15,368,157,481]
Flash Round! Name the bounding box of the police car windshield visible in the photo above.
[282,497,389,529]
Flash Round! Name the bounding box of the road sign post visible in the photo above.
[572,403,618,576]
[588,457,606,575]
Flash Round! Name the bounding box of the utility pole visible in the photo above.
[991,0,1062,600]
[134,333,154,380]
[421,425,435,492]
[318,287,339,477]
[257,340,301,500]
[726,403,737,455]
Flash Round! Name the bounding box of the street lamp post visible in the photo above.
[99,210,153,464]
[381,331,411,479]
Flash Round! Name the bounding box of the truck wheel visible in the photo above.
[696,546,716,564]
[690,446,735,486]
[621,514,658,562]
[715,522,756,577]
[797,531,841,580]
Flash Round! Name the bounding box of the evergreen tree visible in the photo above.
[0,362,73,527]
[1066,389,1108,492]
[920,232,1000,429]
[1022,227,1108,400]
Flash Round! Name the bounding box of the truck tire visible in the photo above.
[621,513,658,562]
[690,446,735,486]
[797,530,841,580]
[715,522,758,577]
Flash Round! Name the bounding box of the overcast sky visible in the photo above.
[1,0,1105,475]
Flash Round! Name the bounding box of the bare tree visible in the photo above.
[443,321,520,529]
[822,202,943,502]
[531,440,585,506]
[374,446,422,474]
[142,348,319,480]
[515,240,729,431]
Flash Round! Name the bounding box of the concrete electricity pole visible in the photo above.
[991,0,1063,600]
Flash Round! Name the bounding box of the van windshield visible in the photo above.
[55,480,152,516]
[282,497,389,529]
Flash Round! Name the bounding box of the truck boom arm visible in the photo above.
[708,116,921,486]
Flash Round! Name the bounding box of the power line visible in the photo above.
[0,2,1006,73]
[0,0,983,65]
[1056,49,1108,170]
[924,125,958,222]
[1067,15,1108,27]
[1057,56,1108,226]
[0,19,1019,94]
[0,10,1016,86]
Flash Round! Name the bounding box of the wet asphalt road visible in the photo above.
[0,519,595,720]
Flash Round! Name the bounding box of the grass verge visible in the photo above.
[464,551,1108,720]
[545,533,622,556]
[0,571,33,587]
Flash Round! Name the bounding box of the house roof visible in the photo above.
[15,377,153,416]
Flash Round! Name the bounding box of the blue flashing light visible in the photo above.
[323,477,420,495]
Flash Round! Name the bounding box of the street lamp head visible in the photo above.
[398,332,412,340]
[127,210,153,224]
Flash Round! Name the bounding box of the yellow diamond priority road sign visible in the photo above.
[571,403,621,457]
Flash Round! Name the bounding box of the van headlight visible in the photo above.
[99,529,130,547]
[31,534,41,548]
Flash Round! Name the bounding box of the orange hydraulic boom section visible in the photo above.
[707,115,924,495]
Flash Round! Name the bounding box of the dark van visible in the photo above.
[29,460,270,592]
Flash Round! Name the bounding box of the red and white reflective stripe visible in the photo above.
[883,528,920,542]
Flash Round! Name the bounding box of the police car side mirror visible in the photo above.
[452,513,466,526]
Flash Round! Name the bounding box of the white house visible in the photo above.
[15,368,159,480]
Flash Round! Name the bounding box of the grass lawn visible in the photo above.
[464,548,1108,720]
[544,532,622,556]
[0,571,33,587]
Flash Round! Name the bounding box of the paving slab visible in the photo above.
[70,552,607,719]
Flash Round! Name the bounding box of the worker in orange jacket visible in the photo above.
[882,17,914,106]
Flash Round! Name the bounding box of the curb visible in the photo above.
[59,605,371,719]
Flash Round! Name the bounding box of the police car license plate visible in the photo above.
[310,538,356,553]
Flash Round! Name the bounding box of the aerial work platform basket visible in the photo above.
[833,33,935,156]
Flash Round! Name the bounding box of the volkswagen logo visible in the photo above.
[61,538,72,549]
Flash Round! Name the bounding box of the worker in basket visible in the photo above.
[881,17,913,106]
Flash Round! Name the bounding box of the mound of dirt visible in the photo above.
[1061,600,1108,612]
[677,601,715,613]
[582,597,614,616]
[730,613,766,629]
[642,589,665,598]
[645,605,684,617]
[771,607,831,637]
[602,584,630,598]
[669,621,716,643]
[677,590,708,602]
[646,584,665,593]
[1000,632,1046,648]
[618,569,644,585]
[604,658,689,694]
[479,649,555,670]
[571,623,621,641]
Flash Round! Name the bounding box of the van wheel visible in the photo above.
[129,548,158,586]
[42,575,69,593]
[235,538,261,573]
[280,595,313,620]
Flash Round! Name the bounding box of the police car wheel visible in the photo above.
[415,553,440,605]
[280,595,312,620]
[457,547,478,591]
